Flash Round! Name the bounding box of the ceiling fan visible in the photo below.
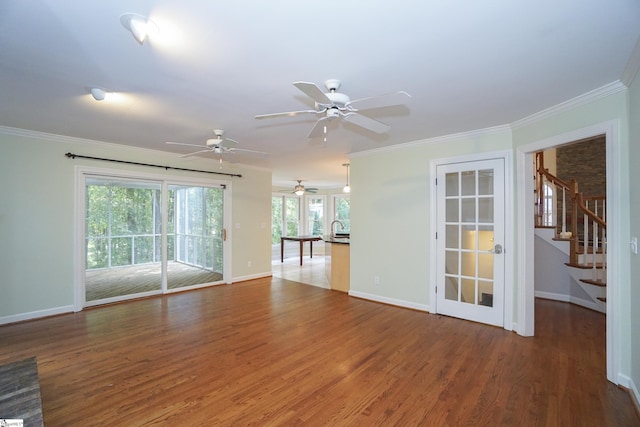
[281,180,318,196]
[255,79,410,138]
[165,129,267,158]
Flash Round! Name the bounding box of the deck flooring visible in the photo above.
[85,261,222,301]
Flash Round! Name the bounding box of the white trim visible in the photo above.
[348,290,430,312]
[516,120,620,384]
[516,149,535,336]
[621,36,640,87]
[351,125,511,158]
[534,291,603,313]
[165,281,226,294]
[0,305,74,325]
[429,149,513,331]
[231,272,273,283]
[618,374,640,413]
[511,82,626,130]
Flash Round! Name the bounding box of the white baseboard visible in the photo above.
[0,305,74,325]
[535,291,603,312]
[348,290,429,312]
[231,271,273,283]
[535,291,571,302]
[617,373,640,414]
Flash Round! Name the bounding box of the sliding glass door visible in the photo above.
[85,177,163,303]
[167,185,224,290]
[83,174,227,307]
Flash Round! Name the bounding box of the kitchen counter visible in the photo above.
[322,235,350,244]
[323,235,350,292]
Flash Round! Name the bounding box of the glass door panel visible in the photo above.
[436,159,504,326]
[167,185,224,290]
[84,177,162,303]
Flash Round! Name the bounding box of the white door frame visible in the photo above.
[430,150,514,331]
[515,120,619,384]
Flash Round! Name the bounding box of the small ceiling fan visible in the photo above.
[255,79,410,139]
[166,129,267,158]
[281,180,318,196]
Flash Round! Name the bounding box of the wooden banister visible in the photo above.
[535,152,607,273]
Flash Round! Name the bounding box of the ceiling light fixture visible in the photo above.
[120,13,158,45]
[294,189,305,196]
[90,87,106,101]
[343,163,351,193]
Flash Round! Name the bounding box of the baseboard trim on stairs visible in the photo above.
[534,291,603,313]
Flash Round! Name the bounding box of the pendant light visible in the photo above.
[343,163,351,193]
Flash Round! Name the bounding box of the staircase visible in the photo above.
[534,152,607,313]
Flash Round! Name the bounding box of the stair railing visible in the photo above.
[535,152,570,233]
[535,152,607,281]
[569,179,607,281]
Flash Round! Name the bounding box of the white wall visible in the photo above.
[349,127,512,310]
[627,71,640,401]
[0,129,272,322]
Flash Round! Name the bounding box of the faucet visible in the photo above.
[330,220,345,238]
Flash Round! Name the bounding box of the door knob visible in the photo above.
[491,244,503,254]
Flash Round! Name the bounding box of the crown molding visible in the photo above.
[351,125,512,158]
[510,81,627,130]
[0,125,271,174]
[0,125,106,146]
[621,35,640,88]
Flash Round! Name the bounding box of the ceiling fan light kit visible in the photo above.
[289,180,318,196]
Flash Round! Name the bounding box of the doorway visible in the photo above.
[516,120,619,383]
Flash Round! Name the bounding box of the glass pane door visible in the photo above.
[437,159,504,326]
[84,177,162,304]
[167,185,224,290]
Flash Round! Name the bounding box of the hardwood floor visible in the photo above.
[1,277,637,426]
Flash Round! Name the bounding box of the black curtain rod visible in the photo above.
[65,152,242,178]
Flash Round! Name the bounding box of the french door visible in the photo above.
[436,158,505,326]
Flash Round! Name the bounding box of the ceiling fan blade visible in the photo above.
[179,149,211,158]
[166,141,207,148]
[255,109,318,119]
[343,112,390,134]
[347,91,411,111]
[222,137,239,146]
[306,188,318,193]
[307,117,328,138]
[293,81,332,105]
[229,148,268,155]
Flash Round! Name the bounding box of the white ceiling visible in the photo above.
[1,1,639,189]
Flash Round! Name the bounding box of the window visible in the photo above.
[271,195,300,244]
[333,195,350,233]
[306,196,325,236]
